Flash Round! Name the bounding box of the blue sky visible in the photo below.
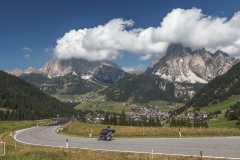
[1,0,240,72]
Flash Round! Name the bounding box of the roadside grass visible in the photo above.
[0,144,212,160]
[0,121,214,160]
[0,120,50,136]
[60,121,240,138]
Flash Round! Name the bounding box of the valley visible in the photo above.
[2,43,240,129]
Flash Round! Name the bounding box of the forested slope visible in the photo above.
[188,62,240,108]
[0,70,76,120]
[100,74,180,104]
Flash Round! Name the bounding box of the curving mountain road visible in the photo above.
[14,119,240,159]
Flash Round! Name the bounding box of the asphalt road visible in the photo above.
[14,119,240,159]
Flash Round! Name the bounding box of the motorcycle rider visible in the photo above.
[107,126,111,133]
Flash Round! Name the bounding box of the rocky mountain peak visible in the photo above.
[213,50,229,58]
[24,67,39,74]
[6,68,23,76]
[144,44,239,84]
[6,58,128,84]
[165,43,191,58]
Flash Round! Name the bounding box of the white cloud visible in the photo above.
[139,54,152,60]
[23,47,32,52]
[25,54,30,58]
[54,8,240,61]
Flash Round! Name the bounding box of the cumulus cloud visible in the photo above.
[25,54,30,58]
[54,8,240,61]
[23,47,32,52]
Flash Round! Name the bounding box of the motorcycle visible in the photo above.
[97,128,115,141]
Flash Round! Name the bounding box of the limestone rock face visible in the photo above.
[6,68,23,77]
[144,43,239,84]
[7,58,129,84]
[24,67,40,74]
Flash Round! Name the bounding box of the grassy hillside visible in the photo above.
[74,100,132,113]
[203,95,240,114]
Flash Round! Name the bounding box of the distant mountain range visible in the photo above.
[7,43,239,85]
[5,43,240,102]
[20,73,103,95]
[7,59,129,84]
[144,43,240,83]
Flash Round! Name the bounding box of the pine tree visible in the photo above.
[186,117,192,127]
[103,111,110,124]
[0,110,5,121]
[148,116,152,126]
[204,121,209,128]
[119,109,127,126]
[110,114,114,124]
[156,116,161,127]
[170,116,177,127]
[5,109,10,120]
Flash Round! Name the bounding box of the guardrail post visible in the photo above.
[152,149,153,159]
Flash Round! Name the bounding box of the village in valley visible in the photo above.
[62,95,218,125]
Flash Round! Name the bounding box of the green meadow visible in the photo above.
[74,100,132,113]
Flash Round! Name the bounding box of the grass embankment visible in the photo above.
[60,121,240,138]
[0,120,50,139]
[0,120,214,160]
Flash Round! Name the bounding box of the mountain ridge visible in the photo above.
[7,58,129,84]
[144,43,239,84]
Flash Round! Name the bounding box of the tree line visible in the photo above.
[169,116,209,128]
[225,101,240,123]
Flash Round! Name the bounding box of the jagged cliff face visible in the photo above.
[6,67,40,76]
[7,58,129,84]
[6,68,23,76]
[145,43,239,84]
